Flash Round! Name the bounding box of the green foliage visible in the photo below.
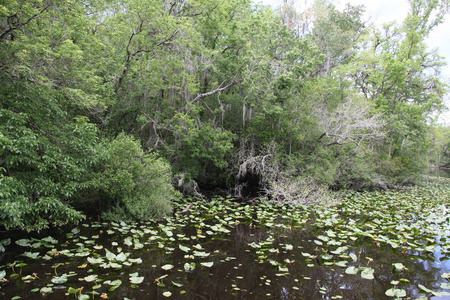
[0,100,96,230]
[88,133,178,221]
[428,125,450,167]
[1,0,449,231]
[172,121,235,182]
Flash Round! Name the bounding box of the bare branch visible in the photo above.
[317,97,386,147]
[190,78,243,105]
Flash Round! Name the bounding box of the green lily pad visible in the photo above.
[83,274,98,282]
[193,251,210,257]
[200,262,214,268]
[128,258,143,264]
[130,276,144,284]
[172,281,183,287]
[161,264,174,270]
[40,287,53,294]
[22,252,40,259]
[385,288,406,298]
[179,245,190,252]
[393,263,407,272]
[124,237,133,246]
[361,268,375,280]
[41,236,58,244]
[87,257,104,264]
[51,274,68,284]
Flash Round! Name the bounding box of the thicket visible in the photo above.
[0,0,449,231]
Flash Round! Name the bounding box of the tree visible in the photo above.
[349,0,448,181]
[0,0,179,230]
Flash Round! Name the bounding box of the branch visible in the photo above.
[115,28,180,94]
[0,4,51,43]
[190,78,243,105]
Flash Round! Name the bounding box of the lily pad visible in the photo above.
[51,274,68,284]
[129,275,144,284]
[385,288,406,298]
[361,268,375,280]
[22,252,40,259]
[179,245,190,252]
[161,264,174,271]
[15,239,31,247]
[393,263,407,272]
[200,262,214,268]
[84,275,98,282]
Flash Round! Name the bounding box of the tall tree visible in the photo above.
[349,0,448,180]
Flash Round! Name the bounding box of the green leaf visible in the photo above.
[441,282,450,289]
[15,239,31,247]
[161,264,174,271]
[129,276,144,284]
[22,252,40,259]
[334,261,348,267]
[41,236,58,244]
[83,275,98,282]
[128,258,142,264]
[345,266,359,275]
[124,237,133,246]
[179,244,190,252]
[40,287,53,294]
[193,251,210,257]
[393,263,406,272]
[361,268,374,280]
[67,287,82,294]
[184,262,196,272]
[330,246,348,255]
[87,256,104,264]
[200,262,214,268]
[51,274,68,284]
[172,281,183,287]
[116,252,127,262]
[385,288,406,298]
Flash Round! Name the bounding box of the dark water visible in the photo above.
[1,186,450,300]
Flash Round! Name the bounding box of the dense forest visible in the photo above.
[1,0,450,231]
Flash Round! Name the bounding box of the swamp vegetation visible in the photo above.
[1,0,450,230]
[1,0,450,298]
[0,176,450,299]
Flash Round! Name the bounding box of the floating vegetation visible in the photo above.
[0,178,450,299]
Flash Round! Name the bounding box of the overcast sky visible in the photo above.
[257,0,450,124]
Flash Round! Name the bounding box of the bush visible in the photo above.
[0,112,96,231]
[88,133,179,221]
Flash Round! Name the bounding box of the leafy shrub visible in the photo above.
[0,110,95,231]
[88,133,179,221]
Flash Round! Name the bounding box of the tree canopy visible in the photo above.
[1,0,449,231]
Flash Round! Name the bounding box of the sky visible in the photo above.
[257,0,450,124]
